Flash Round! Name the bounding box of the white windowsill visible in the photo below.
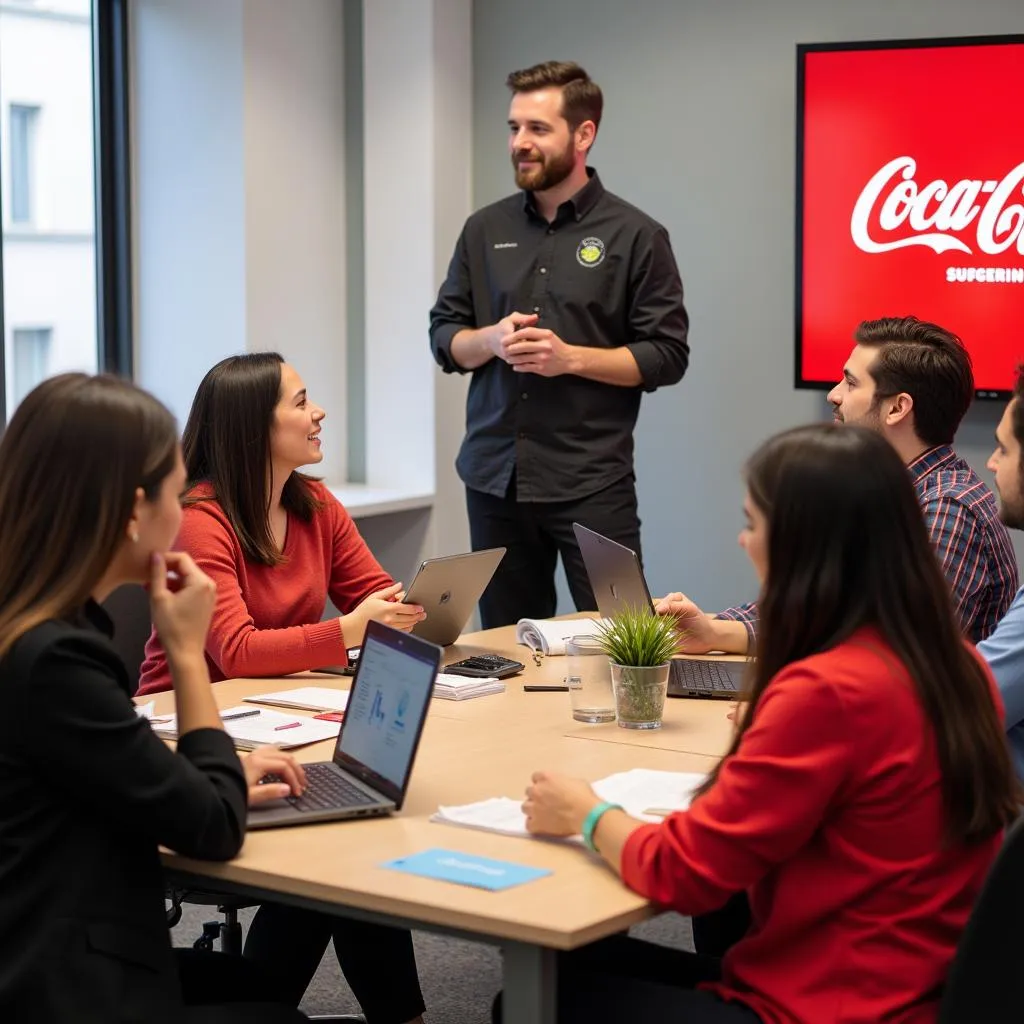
[328,483,434,519]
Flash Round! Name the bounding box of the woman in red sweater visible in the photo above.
[138,356,424,694]
[139,353,427,1024]
[509,424,1020,1024]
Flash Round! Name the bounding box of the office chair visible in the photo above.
[103,585,365,1023]
[102,583,153,697]
[938,814,1024,1022]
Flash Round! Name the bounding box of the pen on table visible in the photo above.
[221,708,261,721]
[273,721,302,731]
[642,808,679,818]
[523,684,570,692]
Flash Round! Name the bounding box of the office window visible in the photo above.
[12,326,51,406]
[0,0,132,421]
[8,104,39,224]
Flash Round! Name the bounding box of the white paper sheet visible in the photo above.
[431,769,706,839]
[433,673,506,700]
[243,687,350,713]
[149,705,340,750]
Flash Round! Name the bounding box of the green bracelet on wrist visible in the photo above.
[582,800,623,853]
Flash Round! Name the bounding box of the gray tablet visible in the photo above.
[405,548,506,646]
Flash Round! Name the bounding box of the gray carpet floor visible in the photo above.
[172,903,694,1022]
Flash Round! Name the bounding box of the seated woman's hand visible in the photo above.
[243,746,307,806]
[727,700,750,725]
[522,771,601,837]
[354,582,426,637]
[653,591,722,654]
[149,551,217,665]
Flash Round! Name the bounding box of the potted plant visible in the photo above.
[594,605,681,730]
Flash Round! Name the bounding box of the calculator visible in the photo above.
[444,654,525,679]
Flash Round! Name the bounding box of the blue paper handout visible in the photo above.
[382,848,552,891]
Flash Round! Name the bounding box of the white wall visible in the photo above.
[355,0,474,581]
[430,0,474,565]
[132,0,347,472]
[243,0,348,481]
[131,0,247,428]
[129,0,476,583]
[361,0,437,495]
[472,0,1024,610]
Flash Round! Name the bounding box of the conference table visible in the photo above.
[152,624,742,1024]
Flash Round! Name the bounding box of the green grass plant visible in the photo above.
[593,604,680,667]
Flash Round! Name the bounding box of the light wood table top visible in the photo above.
[439,621,742,757]
[153,621,737,951]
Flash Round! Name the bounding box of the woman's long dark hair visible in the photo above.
[183,353,322,566]
[0,374,178,661]
[697,424,1019,843]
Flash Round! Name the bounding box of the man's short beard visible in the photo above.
[1000,497,1024,531]
[513,142,575,192]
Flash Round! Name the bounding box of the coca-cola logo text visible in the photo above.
[850,156,1024,257]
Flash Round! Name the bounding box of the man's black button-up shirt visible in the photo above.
[430,170,689,503]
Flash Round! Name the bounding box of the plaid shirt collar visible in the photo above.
[907,445,957,487]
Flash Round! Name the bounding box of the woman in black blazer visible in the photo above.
[0,374,308,1024]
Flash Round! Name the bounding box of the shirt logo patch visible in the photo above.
[493,242,518,249]
[576,236,606,267]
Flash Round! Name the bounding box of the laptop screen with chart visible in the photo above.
[336,629,437,800]
[246,621,440,830]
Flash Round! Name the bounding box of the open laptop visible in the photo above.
[572,523,747,701]
[405,548,506,646]
[247,620,442,829]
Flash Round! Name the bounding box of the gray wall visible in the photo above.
[470,0,1024,612]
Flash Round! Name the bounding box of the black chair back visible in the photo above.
[101,583,152,697]
[939,815,1024,1022]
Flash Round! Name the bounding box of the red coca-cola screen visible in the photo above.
[796,35,1024,399]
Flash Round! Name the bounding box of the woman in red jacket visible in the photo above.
[139,353,427,1024]
[512,424,1020,1024]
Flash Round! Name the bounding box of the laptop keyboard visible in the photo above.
[282,763,379,812]
[670,659,739,693]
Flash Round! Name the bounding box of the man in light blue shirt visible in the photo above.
[978,366,1024,779]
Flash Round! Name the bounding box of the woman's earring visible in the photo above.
[130,531,140,543]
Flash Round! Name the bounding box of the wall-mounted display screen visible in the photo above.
[796,35,1024,398]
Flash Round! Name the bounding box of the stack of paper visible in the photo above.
[243,687,349,713]
[433,672,506,701]
[515,616,609,656]
[148,705,340,750]
[431,769,707,840]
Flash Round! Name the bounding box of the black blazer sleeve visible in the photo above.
[9,629,247,860]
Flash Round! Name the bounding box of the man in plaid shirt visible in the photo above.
[978,365,1024,780]
[659,316,1018,650]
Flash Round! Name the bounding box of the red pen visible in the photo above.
[273,721,302,731]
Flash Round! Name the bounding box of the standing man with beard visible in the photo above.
[978,367,1024,779]
[430,61,689,629]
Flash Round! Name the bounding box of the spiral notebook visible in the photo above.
[514,616,608,656]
